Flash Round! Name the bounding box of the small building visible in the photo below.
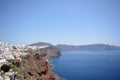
[4,54,15,60]
[0,58,7,63]
[0,58,8,67]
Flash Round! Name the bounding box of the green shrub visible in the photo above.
[8,63,15,69]
[16,74,24,80]
[7,59,15,63]
[1,64,11,72]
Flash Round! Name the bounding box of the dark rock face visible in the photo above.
[34,53,42,61]
[12,60,21,67]
[43,46,61,56]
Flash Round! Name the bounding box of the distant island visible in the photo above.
[56,44,120,51]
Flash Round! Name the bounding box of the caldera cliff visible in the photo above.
[0,41,61,80]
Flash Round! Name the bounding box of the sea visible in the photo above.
[51,50,120,80]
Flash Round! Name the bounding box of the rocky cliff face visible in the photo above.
[16,43,61,80]
[18,50,61,80]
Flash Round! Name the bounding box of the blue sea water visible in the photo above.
[51,50,120,80]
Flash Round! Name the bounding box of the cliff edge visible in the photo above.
[0,41,61,80]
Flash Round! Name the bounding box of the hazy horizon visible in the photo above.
[0,0,120,46]
[1,39,120,47]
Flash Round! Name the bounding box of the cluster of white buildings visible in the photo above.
[0,41,28,66]
[27,45,49,50]
[0,40,51,80]
[0,40,50,65]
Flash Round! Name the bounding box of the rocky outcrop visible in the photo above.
[41,46,61,57]
[18,50,61,80]
[29,42,61,56]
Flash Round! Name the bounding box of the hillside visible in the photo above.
[0,40,61,80]
[28,42,61,56]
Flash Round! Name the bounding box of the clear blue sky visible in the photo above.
[0,0,120,45]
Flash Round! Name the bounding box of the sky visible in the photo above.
[0,0,120,45]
